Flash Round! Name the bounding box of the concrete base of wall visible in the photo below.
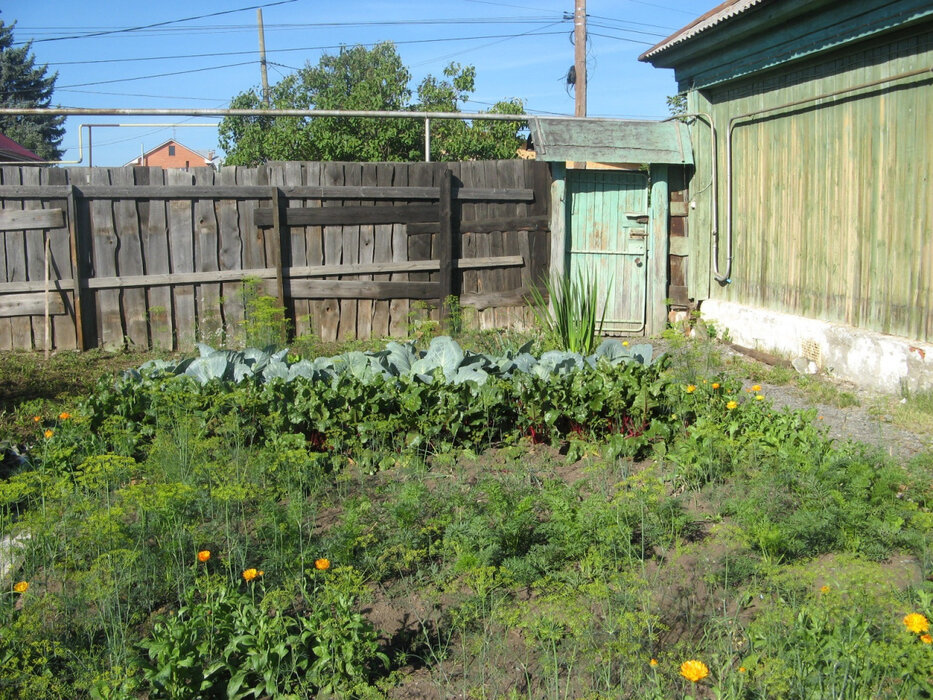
[700,300,933,394]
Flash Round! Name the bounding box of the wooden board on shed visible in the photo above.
[89,167,124,350]
[140,167,175,351]
[112,167,149,349]
[167,168,197,349]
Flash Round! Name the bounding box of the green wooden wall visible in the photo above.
[686,24,933,341]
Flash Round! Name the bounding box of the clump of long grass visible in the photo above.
[529,268,609,355]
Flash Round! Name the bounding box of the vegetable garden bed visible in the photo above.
[0,335,930,699]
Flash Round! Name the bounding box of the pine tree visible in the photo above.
[0,21,64,160]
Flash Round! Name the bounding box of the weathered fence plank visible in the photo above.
[141,167,174,351]
[339,163,362,341]
[112,167,149,349]
[167,169,197,349]
[320,162,343,342]
[45,168,77,350]
[88,168,125,350]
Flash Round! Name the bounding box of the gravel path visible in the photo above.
[725,348,932,460]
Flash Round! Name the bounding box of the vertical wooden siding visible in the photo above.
[687,27,933,341]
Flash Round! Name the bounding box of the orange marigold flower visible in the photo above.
[315,558,331,571]
[44,429,54,439]
[13,581,28,594]
[32,415,41,423]
[258,570,264,577]
[649,658,658,667]
[680,659,709,683]
[921,633,932,644]
[711,382,720,389]
[685,384,696,394]
[739,666,746,673]
[903,613,929,634]
[58,412,71,420]
[242,568,259,582]
[726,400,738,410]
[820,585,830,594]
[751,384,761,392]
[197,550,211,563]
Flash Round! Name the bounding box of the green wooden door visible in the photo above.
[567,170,649,334]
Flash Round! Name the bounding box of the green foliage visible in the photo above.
[0,21,64,160]
[1,334,931,698]
[529,268,610,355]
[218,42,525,164]
[137,571,386,698]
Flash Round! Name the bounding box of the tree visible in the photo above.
[0,21,64,160]
[218,42,525,164]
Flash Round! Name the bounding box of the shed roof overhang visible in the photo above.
[639,0,933,90]
[529,118,693,165]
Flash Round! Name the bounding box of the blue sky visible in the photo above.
[4,0,713,166]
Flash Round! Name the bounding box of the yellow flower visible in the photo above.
[751,384,761,392]
[197,550,211,563]
[32,415,41,423]
[622,341,629,347]
[685,384,696,394]
[726,400,738,410]
[13,581,28,594]
[649,658,658,667]
[242,568,259,582]
[820,585,830,594]
[739,666,746,673]
[755,394,764,401]
[921,633,932,644]
[680,659,709,683]
[258,570,264,577]
[58,412,71,420]
[711,382,720,389]
[44,429,54,439]
[903,613,929,634]
[315,558,331,571]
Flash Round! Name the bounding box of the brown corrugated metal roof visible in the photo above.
[638,0,770,61]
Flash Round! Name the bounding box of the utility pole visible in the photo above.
[574,0,587,117]
[257,9,271,105]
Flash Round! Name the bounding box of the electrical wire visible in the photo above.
[55,61,258,89]
[17,1,298,44]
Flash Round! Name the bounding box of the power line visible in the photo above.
[16,0,298,44]
[588,32,654,46]
[18,15,565,41]
[56,61,258,90]
[587,13,678,32]
[42,26,569,67]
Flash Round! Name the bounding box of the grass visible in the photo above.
[0,332,931,699]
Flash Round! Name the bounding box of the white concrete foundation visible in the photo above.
[700,300,933,394]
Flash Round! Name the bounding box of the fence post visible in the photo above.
[66,184,86,350]
[437,168,456,326]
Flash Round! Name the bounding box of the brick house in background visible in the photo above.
[125,139,216,169]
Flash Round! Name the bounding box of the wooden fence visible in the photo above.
[0,160,551,351]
